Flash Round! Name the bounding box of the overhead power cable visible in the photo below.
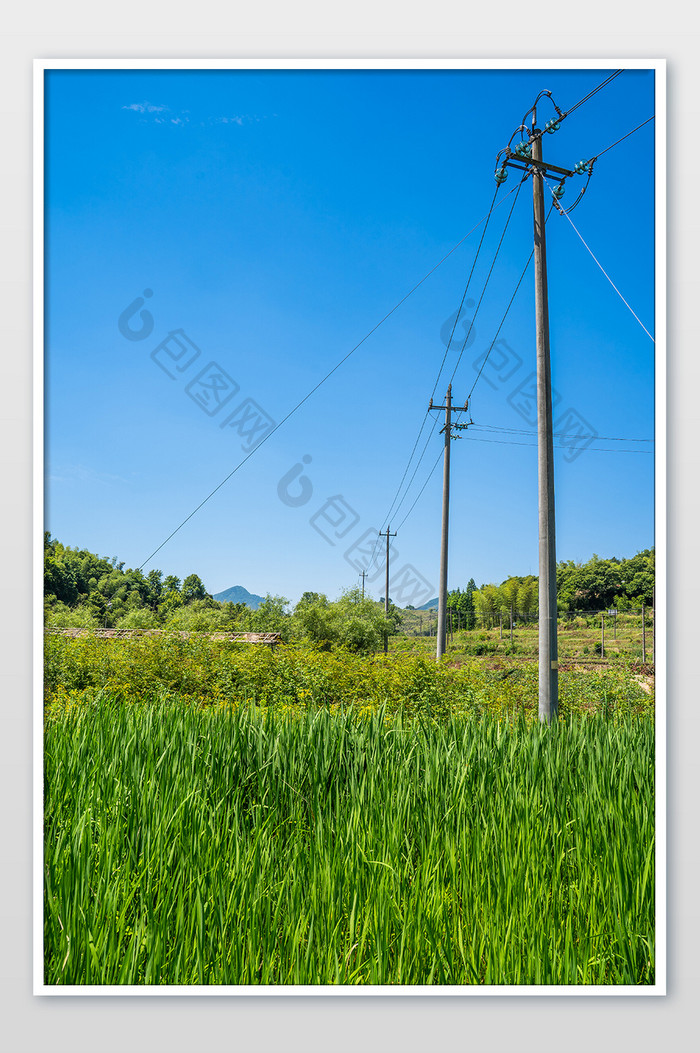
[448,174,528,388]
[590,116,654,161]
[396,447,445,532]
[471,423,653,443]
[560,70,624,120]
[365,174,528,577]
[460,434,651,454]
[430,184,501,403]
[137,187,520,571]
[524,71,624,146]
[363,181,521,575]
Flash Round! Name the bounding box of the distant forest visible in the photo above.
[44,534,654,636]
[445,548,655,629]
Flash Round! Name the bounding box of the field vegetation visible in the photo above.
[43,537,656,987]
[44,634,655,987]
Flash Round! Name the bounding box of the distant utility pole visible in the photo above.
[642,604,646,663]
[378,525,396,654]
[497,107,578,721]
[429,384,469,661]
[360,569,366,599]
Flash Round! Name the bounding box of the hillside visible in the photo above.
[212,585,264,610]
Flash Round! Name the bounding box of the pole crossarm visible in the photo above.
[503,153,575,179]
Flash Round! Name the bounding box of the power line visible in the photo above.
[460,434,651,453]
[560,70,624,120]
[396,447,444,531]
[471,423,653,442]
[363,181,522,574]
[448,174,528,388]
[369,178,526,569]
[430,185,501,403]
[591,116,654,161]
[137,190,519,571]
[520,71,625,148]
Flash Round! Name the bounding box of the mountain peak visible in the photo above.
[213,585,264,610]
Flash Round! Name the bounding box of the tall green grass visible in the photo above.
[44,700,654,985]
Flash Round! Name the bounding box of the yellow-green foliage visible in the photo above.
[44,634,654,722]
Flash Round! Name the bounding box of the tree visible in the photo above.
[292,587,389,653]
[146,569,164,610]
[517,577,537,621]
[499,578,520,621]
[473,584,500,628]
[182,573,208,604]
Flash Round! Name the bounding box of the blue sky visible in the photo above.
[44,66,656,606]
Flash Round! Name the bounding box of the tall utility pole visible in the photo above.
[360,569,366,599]
[531,130,559,722]
[378,525,396,653]
[429,385,469,661]
[499,113,576,721]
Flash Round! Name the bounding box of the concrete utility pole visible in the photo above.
[642,604,646,663]
[531,131,559,722]
[429,385,469,661]
[499,114,575,721]
[378,525,396,654]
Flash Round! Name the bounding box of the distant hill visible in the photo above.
[416,597,438,611]
[213,585,265,610]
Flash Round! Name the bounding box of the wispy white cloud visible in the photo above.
[122,101,169,114]
[48,464,132,487]
[209,114,274,126]
[122,103,275,128]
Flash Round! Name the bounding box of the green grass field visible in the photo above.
[43,636,655,987]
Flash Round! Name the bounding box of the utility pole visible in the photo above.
[429,384,469,661]
[498,110,575,721]
[378,525,396,654]
[531,129,559,721]
[642,604,646,663]
[360,569,366,599]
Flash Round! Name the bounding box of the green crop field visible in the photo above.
[43,635,655,987]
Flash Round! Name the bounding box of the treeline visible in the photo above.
[45,535,654,645]
[450,549,655,629]
[44,536,398,652]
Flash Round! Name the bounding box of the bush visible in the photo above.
[45,601,98,629]
[115,608,158,630]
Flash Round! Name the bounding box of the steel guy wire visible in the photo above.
[543,175,655,342]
